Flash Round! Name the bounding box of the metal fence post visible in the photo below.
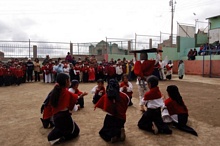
[29,39,31,58]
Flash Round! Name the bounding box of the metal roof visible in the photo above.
[206,15,220,20]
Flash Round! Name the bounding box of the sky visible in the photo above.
[0,0,220,43]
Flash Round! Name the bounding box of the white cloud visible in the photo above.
[0,0,219,42]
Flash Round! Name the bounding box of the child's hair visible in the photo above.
[166,85,186,107]
[70,80,79,88]
[147,75,159,88]
[106,79,120,101]
[50,73,70,107]
[97,79,104,84]
[121,74,128,81]
[106,79,120,115]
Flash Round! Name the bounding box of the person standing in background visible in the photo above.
[34,58,41,82]
[178,60,185,79]
[26,58,34,82]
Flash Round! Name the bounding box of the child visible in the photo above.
[95,79,129,143]
[120,74,133,106]
[163,85,198,136]
[46,73,80,145]
[69,80,88,108]
[15,65,24,86]
[91,79,105,104]
[138,75,172,135]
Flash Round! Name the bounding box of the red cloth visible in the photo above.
[43,88,78,119]
[15,69,24,78]
[74,88,83,95]
[82,66,89,73]
[134,60,155,78]
[164,98,188,116]
[97,65,103,72]
[74,66,81,75]
[144,87,162,100]
[4,68,12,76]
[166,64,172,71]
[0,67,5,76]
[88,67,95,81]
[95,92,129,120]
[120,82,133,97]
[108,66,116,76]
[10,67,16,75]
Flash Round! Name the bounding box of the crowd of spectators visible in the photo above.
[0,52,136,87]
[198,41,220,56]
[187,41,220,60]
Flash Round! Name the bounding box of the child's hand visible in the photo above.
[83,92,88,96]
[162,94,167,101]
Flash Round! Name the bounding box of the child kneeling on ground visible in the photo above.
[138,75,172,135]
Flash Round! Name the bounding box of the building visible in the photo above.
[89,40,129,55]
[207,15,220,43]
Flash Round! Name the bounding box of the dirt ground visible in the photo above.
[0,74,220,146]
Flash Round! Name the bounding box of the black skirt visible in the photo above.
[99,114,125,142]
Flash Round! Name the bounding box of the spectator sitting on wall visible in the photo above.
[192,48,197,60]
[198,45,204,55]
[217,44,220,55]
[187,49,193,60]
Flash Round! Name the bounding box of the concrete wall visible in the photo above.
[178,37,195,57]
[162,47,179,61]
[172,60,220,76]
[195,33,208,46]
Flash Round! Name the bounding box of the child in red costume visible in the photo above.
[134,52,159,112]
[95,79,129,143]
[69,80,88,108]
[91,79,105,104]
[120,74,133,106]
[15,65,24,86]
[163,85,198,136]
[138,75,172,135]
[45,73,80,145]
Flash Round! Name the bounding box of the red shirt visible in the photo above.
[164,98,188,116]
[95,92,129,120]
[120,82,133,97]
[43,88,78,119]
[134,60,155,78]
[0,67,5,76]
[144,87,162,100]
[15,69,24,78]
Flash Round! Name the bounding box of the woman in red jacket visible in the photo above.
[47,73,80,145]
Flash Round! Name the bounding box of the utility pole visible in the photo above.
[169,0,176,47]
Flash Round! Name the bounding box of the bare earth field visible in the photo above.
[0,74,220,146]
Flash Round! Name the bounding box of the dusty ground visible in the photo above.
[0,74,220,146]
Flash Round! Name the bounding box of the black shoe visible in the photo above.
[49,121,54,128]
[40,118,50,128]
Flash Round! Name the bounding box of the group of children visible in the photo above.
[40,72,197,145]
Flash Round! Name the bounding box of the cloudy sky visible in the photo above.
[0,0,219,43]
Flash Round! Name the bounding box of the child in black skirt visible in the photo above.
[138,75,172,134]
